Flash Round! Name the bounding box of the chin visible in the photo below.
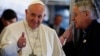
[30,24,40,29]
[75,25,80,29]
[32,26,38,29]
[33,25,39,29]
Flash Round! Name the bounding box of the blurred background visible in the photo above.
[0,0,71,30]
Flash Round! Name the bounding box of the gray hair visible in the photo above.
[74,0,98,20]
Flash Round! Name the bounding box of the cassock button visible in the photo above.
[83,39,87,43]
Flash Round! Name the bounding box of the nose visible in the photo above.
[33,16,39,22]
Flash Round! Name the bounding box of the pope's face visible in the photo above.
[25,4,45,29]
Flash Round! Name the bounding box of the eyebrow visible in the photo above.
[72,12,77,17]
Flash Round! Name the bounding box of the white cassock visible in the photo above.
[0,19,65,56]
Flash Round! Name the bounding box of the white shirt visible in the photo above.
[0,19,65,56]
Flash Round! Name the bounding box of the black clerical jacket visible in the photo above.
[75,20,100,56]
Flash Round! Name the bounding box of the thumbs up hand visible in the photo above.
[17,32,26,48]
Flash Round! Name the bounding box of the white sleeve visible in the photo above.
[0,27,18,56]
[1,43,18,56]
[52,30,66,56]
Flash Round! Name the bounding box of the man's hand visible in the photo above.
[17,32,26,48]
[60,27,73,45]
[63,27,73,42]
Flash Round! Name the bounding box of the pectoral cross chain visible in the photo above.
[29,52,37,56]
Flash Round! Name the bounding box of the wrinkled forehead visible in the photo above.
[73,6,80,13]
[27,4,45,14]
[27,1,45,12]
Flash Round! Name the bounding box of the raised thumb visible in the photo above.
[21,32,24,38]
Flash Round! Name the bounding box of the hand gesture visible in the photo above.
[63,27,73,42]
[17,32,26,48]
[60,27,73,45]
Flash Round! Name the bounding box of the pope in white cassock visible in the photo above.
[0,0,65,56]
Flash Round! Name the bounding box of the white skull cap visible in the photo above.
[29,0,45,6]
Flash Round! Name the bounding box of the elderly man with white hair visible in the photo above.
[70,0,100,56]
[0,0,65,56]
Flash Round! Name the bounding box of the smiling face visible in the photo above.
[25,4,45,29]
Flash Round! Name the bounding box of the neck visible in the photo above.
[82,19,92,30]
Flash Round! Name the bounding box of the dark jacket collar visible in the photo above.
[84,20,99,32]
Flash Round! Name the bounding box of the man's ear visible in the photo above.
[84,11,90,18]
